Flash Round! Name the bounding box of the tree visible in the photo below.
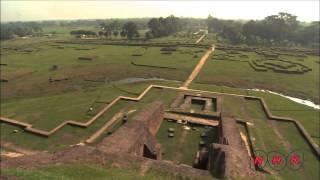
[295,21,319,46]
[104,31,109,38]
[220,24,244,44]
[0,26,14,40]
[147,15,182,38]
[109,20,120,32]
[0,22,43,40]
[113,31,119,37]
[122,22,139,39]
[98,31,104,37]
[207,15,225,33]
[145,31,153,40]
[120,30,127,38]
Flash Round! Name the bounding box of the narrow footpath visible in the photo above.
[180,45,215,89]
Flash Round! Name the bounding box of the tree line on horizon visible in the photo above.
[1,22,43,40]
[68,15,184,40]
[208,12,319,47]
[1,13,319,48]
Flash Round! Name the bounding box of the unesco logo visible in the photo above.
[250,150,303,171]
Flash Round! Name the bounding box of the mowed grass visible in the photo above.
[190,83,319,180]
[195,49,320,103]
[156,120,218,165]
[190,83,319,144]
[92,88,179,144]
[0,81,180,151]
[1,98,130,151]
[1,42,200,99]
[244,99,319,180]
[1,81,170,131]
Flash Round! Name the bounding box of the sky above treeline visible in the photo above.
[1,1,319,22]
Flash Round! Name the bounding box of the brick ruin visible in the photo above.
[169,92,221,118]
[98,101,164,160]
[205,114,253,178]
[1,91,258,178]
[169,92,253,178]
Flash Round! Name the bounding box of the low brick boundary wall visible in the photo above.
[244,96,320,158]
[1,84,318,159]
[0,85,155,137]
[85,111,125,143]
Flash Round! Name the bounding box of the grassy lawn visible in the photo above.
[244,99,285,151]
[0,81,179,150]
[0,99,129,151]
[190,83,319,179]
[190,83,319,144]
[1,81,155,130]
[1,34,318,180]
[243,98,319,180]
[1,42,200,99]
[195,49,320,103]
[156,120,218,165]
[274,121,319,180]
[221,95,243,117]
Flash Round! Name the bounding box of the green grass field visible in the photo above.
[0,81,180,151]
[195,49,320,103]
[190,83,319,180]
[156,120,218,165]
[1,34,319,180]
[1,41,201,99]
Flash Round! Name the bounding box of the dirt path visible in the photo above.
[195,34,206,44]
[181,45,215,89]
[1,141,40,156]
[85,111,124,143]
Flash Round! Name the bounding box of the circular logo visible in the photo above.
[267,151,286,171]
[250,150,267,170]
[286,150,304,171]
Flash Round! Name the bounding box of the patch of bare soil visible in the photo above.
[1,141,40,156]
[1,151,24,158]
[174,129,188,163]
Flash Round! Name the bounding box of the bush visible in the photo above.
[160,47,177,51]
[78,56,97,60]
